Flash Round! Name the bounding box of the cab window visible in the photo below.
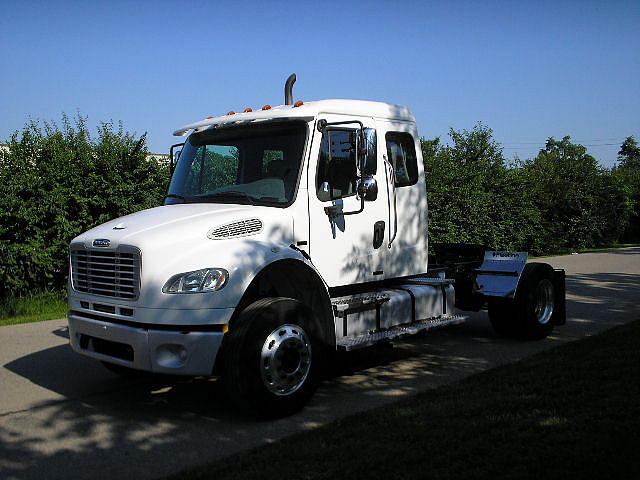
[386,132,418,187]
[316,129,358,201]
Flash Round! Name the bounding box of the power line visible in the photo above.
[502,139,627,147]
[503,143,622,150]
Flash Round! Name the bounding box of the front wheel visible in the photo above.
[222,298,322,418]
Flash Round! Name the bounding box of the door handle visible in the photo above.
[373,221,385,249]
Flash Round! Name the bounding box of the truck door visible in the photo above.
[307,117,388,287]
[378,123,429,278]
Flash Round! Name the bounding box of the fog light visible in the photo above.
[155,344,188,368]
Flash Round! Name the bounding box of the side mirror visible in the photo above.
[359,128,377,175]
[357,177,378,201]
[169,143,184,174]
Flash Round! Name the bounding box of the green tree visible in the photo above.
[423,129,631,256]
[615,136,640,241]
[422,125,498,247]
[0,114,169,298]
[422,124,540,252]
[524,136,631,251]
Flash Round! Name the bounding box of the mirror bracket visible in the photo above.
[169,143,185,174]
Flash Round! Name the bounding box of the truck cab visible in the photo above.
[67,76,565,417]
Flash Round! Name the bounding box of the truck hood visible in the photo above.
[71,203,293,251]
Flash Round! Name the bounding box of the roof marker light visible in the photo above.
[244,107,253,113]
[262,105,271,110]
[227,111,236,115]
[293,100,304,107]
[206,116,215,119]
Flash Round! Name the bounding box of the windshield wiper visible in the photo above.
[165,193,188,200]
[195,191,256,205]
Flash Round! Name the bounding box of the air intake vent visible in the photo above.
[208,218,263,240]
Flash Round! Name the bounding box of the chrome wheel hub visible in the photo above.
[534,278,554,325]
[260,324,312,396]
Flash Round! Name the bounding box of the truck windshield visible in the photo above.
[166,122,307,206]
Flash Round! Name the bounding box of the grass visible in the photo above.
[0,290,67,326]
[168,319,640,480]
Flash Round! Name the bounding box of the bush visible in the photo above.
[423,127,635,256]
[522,136,632,252]
[0,114,169,298]
[422,124,545,252]
[615,136,640,242]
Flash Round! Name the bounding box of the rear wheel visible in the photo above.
[222,298,322,418]
[488,263,556,340]
[515,263,556,339]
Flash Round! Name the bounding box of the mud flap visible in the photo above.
[474,251,528,298]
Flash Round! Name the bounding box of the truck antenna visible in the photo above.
[285,73,296,105]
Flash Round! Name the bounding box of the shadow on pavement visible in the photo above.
[1,271,639,479]
[51,326,69,340]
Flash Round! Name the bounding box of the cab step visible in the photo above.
[336,314,467,351]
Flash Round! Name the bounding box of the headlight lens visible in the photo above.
[163,268,229,294]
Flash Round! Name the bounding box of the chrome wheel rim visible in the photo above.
[534,279,554,325]
[260,324,312,396]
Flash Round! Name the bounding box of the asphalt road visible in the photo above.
[1,248,638,480]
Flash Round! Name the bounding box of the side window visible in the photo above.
[316,129,358,201]
[385,132,418,187]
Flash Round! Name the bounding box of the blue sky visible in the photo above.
[1,1,638,166]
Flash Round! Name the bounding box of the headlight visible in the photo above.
[163,268,229,294]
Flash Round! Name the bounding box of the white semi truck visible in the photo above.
[67,75,565,417]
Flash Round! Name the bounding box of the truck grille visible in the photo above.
[70,246,141,300]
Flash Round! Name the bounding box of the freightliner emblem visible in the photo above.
[93,239,111,248]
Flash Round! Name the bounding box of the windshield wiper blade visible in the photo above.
[165,193,188,200]
[196,191,256,205]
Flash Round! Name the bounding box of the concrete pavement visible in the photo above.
[1,248,638,479]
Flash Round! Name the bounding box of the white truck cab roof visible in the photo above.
[173,99,416,136]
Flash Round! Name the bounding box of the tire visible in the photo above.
[222,298,322,418]
[514,263,556,340]
[488,263,556,340]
